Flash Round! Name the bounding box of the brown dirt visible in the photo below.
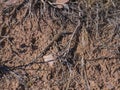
[0,0,120,90]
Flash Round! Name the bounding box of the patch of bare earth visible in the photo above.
[0,0,120,90]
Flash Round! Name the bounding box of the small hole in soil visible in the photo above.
[0,41,5,48]
[31,38,36,44]
[8,37,14,42]
[20,43,27,48]
[1,27,7,36]
[31,38,38,50]
[95,64,101,72]
[0,65,10,78]
[47,72,53,80]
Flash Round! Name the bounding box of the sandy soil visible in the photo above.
[0,0,120,90]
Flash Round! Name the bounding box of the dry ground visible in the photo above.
[0,0,120,90]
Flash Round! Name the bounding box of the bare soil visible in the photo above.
[0,0,120,90]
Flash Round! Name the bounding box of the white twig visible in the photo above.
[65,20,80,54]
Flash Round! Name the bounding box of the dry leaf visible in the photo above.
[43,54,56,67]
[56,0,69,4]
[81,25,89,49]
[55,0,69,8]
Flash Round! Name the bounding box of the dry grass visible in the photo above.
[0,0,120,90]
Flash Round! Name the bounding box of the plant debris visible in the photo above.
[0,0,120,89]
